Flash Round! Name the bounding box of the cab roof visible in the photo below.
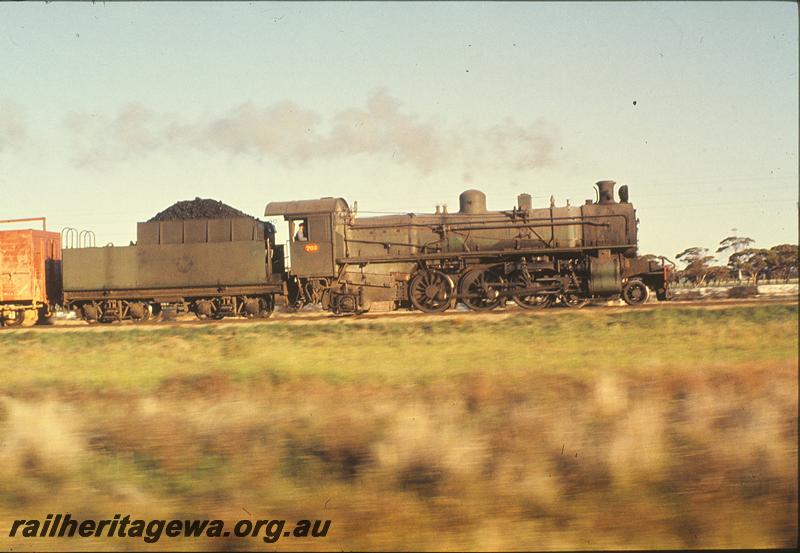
[264,197,349,217]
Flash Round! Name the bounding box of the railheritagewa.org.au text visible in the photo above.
[9,514,331,543]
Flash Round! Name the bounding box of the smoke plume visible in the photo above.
[64,89,559,173]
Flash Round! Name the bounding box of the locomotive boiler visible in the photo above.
[267,180,668,314]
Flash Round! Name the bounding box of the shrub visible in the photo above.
[728,285,759,298]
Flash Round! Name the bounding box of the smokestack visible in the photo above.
[517,193,532,211]
[596,180,616,204]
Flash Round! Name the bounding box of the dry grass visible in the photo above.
[0,303,797,550]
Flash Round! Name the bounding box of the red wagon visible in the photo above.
[0,218,62,327]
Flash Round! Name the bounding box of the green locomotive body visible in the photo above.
[267,180,668,314]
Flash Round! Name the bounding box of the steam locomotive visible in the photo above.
[0,180,668,325]
[267,179,667,314]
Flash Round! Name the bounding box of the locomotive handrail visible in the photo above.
[336,243,638,265]
[344,237,432,249]
[79,230,96,248]
[61,227,78,249]
[349,213,624,229]
[437,221,610,233]
[349,213,631,236]
[0,217,47,231]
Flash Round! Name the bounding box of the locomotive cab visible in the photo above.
[264,197,348,278]
[265,197,357,311]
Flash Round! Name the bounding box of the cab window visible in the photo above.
[291,219,308,242]
[306,215,331,241]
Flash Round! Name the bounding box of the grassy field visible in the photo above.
[0,303,797,550]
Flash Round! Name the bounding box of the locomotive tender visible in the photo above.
[1,180,668,325]
[61,217,283,322]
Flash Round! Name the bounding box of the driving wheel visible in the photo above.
[409,270,454,313]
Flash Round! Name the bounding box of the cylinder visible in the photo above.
[596,180,616,204]
[459,189,487,214]
[588,256,621,296]
[517,193,532,211]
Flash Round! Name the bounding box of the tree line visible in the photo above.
[660,237,797,286]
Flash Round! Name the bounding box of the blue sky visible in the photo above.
[0,1,797,260]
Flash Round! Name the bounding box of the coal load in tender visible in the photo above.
[148,198,255,222]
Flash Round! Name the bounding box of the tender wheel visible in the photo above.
[459,268,505,311]
[128,302,150,322]
[622,279,650,305]
[409,270,454,313]
[194,299,215,320]
[244,297,273,319]
[562,293,589,309]
[509,271,553,309]
[81,303,100,323]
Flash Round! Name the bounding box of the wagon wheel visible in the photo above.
[21,309,39,327]
[508,271,553,310]
[459,268,505,311]
[2,309,27,328]
[622,279,650,305]
[409,270,454,313]
[562,293,589,309]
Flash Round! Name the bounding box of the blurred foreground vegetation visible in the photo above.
[0,304,797,550]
